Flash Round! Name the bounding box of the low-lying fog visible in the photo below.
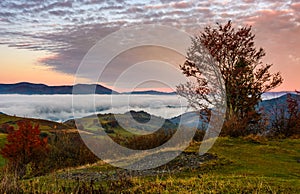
[0,94,189,122]
[0,93,285,122]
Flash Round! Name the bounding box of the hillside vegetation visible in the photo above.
[0,93,299,193]
[2,137,299,193]
[0,113,72,132]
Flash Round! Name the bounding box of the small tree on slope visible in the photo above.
[0,120,48,177]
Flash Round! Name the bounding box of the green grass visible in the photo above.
[0,113,299,192]
[209,137,300,180]
[11,137,300,193]
[0,114,72,132]
[0,133,7,167]
[71,112,177,137]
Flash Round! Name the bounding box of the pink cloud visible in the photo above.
[145,4,169,9]
[291,2,300,11]
[243,8,300,91]
[171,1,191,9]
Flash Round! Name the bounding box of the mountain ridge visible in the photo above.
[0,82,176,95]
[0,82,117,95]
[1,82,293,96]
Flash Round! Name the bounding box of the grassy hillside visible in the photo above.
[15,137,300,193]
[0,113,299,193]
[64,111,178,137]
[0,114,75,168]
[0,113,72,132]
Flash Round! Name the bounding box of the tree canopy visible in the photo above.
[177,21,283,136]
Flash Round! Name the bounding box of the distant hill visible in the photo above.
[0,82,118,95]
[1,91,299,133]
[261,91,297,100]
[122,90,176,95]
[0,82,178,95]
[259,93,300,116]
[0,113,72,132]
[169,93,300,130]
[4,82,290,96]
[60,98,300,132]
[64,110,178,135]
[169,111,209,130]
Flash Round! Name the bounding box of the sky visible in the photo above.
[0,0,300,92]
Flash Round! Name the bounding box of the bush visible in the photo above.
[193,129,205,142]
[243,134,267,144]
[111,129,175,150]
[0,166,21,194]
[221,115,249,137]
[0,123,14,133]
[269,94,300,138]
[0,121,48,178]
[42,131,99,172]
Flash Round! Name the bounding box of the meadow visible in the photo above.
[11,138,300,193]
[0,94,299,193]
[0,128,299,193]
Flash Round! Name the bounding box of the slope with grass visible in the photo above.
[0,113,75,168]
[0,112,299,193]
[64,111,178,137]
[0,113,72,132]
[15,137,300,193]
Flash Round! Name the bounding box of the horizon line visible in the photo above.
[0,81,297,93]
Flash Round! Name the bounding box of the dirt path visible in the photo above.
[56,152,218,181]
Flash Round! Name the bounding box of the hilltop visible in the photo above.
[0,82,177,95]
[0,112,72,132]
[0,82,117,95]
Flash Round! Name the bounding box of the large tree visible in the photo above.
[177,21,283,135]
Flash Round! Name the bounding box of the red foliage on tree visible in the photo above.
[177,21,283,136]
[0,123,14,133]
[285,94,300,137]
[270,93,300,137]
[0,120,48,171]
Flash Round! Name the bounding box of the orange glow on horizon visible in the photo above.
[0,45,298,92]
[0,45,76,86]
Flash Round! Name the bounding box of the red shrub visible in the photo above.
[0,120,48,176]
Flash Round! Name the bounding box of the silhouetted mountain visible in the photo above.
[169,110,209,130]
[259,93,300,116]
[169,93,300,130]
[0,82,179,95]
[0,82,118,95]
[122,90,176,95]
[261,91,296,100]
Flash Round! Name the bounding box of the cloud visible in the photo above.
[0,11,15,17]
[145,4,169,9]
[241,4,300,90]
[171,1,191,9]
[83,0,106,5]
[0,93,281,122]
[288,54,300,63]
[0,94,189,122]
[49,10,74,16]
[1,0,300,91]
